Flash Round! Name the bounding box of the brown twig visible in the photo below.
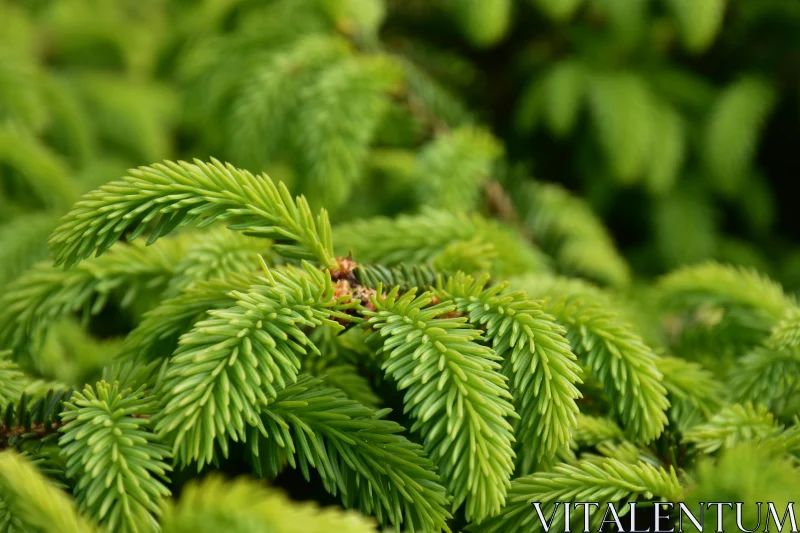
[483,180,536,244]
[0,422,64,449]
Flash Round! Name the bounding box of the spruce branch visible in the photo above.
[48,158,338,269]
[1,388,73,451]
[0,211,60,290]
[354,263,442,292]
[289,55,402,210]
[435,273,584,472]
[570,413,626,450]
[154,263,357,467]
[683,403,786,454]
[538,295,670,443]
[657,356,726,431]
[412,126,502,213]
[729,346,800,414]
[227,34,352,171]
[117,272,262,369]
[657,262,795,351]
[683,443,800,523]
[249,374,452,532]
[0,238,182,356]
[515,181,631,288]
[59,381,171,533]
[334,208,550,278]
[0,355,28,407]
[365,287,517,523]
[468,457,682,533]
[165,227,270,296]
[303,325,380,407]
[765,305,800,352]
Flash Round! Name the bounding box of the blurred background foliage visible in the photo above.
[2,1,800,527]
[1,0,799,288]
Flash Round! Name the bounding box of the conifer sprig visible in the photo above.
[540,296,670,443]
[250,375,452,532]
[1,388,73,451]
[468,457,682,533]
[683,403,784,454]
[435,273,583,471]
[154,264,357,467]
[365,287,517,523]
[118,273,261,369]
[59,381,172,533]
[729,346,800,413]
[48,159,338,269]
[657,262,796,346]
[0,239,182,356]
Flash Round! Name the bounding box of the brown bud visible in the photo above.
[331,256,358,281]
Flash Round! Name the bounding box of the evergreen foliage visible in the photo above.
[1,0,799,532]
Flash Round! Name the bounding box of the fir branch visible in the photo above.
[394,57,472,132]
[365,287,517,523]
[683,443,800,523]
[431,238,497,275]
[1,388,73,451]
[507,273,664,350]
[683,403,785,454]
[227,34,352,171]
[515,181,631,288]
[0,238,181,356]
[443,0,512,47]
[117,272,262,368]
[537,295,670,443]
[154,264,356,467]
[657,356,726,432]
[160,474,378,533]
[468,457,682,533]
[165,228,270,296]
[59,381,172,533]
[570,414,626,450]
[249,374,452,532]
[765,305,800,352]
[412,126,502,213]
[48,158,338,269]
[729,346,800,414]
[303,361,380,408]
[334,208,550,278]
[354,263,442,292]
[435,273,583,472]
[303,325,380,407]
[0,211,60,290]
[704,76,776,196]
[289,55,402,210]
[0,355,28,407]
[657,262,795,349]
[0,125,77,211]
